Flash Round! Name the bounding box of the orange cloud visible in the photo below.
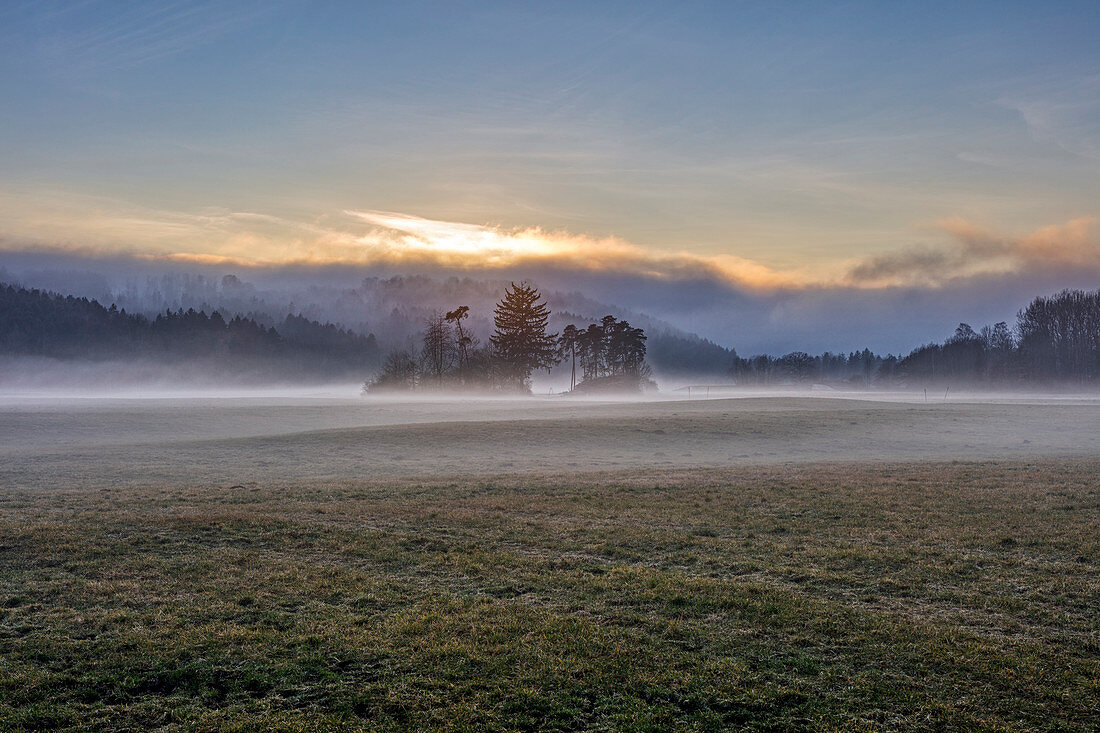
[3,187,1096,293]
[845,216,1099,287]
[342,210,804,289]
[0,197,809,290]
[1018,216,1097,262]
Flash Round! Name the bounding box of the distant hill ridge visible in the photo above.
[0,283,382,380]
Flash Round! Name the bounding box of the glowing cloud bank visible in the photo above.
[343,210,802,289]
[1,188,1097,294]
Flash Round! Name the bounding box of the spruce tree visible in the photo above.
[490,282,557,390]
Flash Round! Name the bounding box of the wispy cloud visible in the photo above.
[846,216,1100,286]
[18,1,268,73]
[997,75,1100,161]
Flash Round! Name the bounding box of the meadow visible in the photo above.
[1,395,1097,730]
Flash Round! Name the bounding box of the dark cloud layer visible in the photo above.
[3,240,1098,357]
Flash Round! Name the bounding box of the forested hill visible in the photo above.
[645,331,736,375]
[0,283,382,380]
[0,267,740,375]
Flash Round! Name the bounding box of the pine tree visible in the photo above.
[490,282,557,390]
[557,324,580,391]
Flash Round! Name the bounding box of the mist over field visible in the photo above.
[4,389,1099,488]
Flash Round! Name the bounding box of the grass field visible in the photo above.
[2,450,1097,730]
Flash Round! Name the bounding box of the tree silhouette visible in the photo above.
[445,305,472,369]
[563,315,650,391]
[578,323,604,382]
[490,282,557,391]
[366,349,418,392]
[558,324,580,391]
[420,311,455,387]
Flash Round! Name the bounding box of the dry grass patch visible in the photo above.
[1,461,1097,731]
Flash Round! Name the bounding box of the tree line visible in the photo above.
[729,289,1100,387]
[366,282,654,394]
[0,283,381,379]
[6,279,1100,389]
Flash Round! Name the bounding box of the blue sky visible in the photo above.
[1,1,1098,295]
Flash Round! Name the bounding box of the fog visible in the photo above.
[0,355,372,394]
[3,390,1097,491]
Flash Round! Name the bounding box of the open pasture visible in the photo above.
[0,395,1097,730]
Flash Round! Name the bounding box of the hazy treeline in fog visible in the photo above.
[0,283,382,380]
[5,267,1100,390]
[367,283,654,394]
[0,269,734,379]
[732,289,1100,387]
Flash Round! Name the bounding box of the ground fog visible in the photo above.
[2,389,1098,489]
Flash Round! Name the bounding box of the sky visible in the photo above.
[1,1,1099,351]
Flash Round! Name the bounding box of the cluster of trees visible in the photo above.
[0,283,381,379]
[366,283,652,394]
[1014,290,1100,380]
[558,316,649,391]
[892,291,1100,385]
[730,289,1100,387]
[897,291,1100,384]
